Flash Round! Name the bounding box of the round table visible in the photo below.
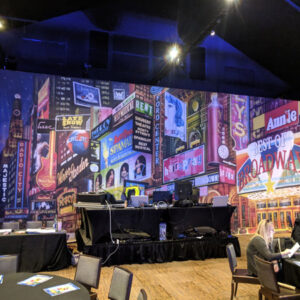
[0,272,90,300]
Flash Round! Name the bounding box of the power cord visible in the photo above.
[101,200,120,266]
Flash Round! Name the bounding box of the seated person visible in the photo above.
[247,219,290,276]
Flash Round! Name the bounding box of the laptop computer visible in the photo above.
[212,196,228,207]
[130,195,149,207]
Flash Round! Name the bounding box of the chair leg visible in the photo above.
[230,280,234,300]
[258,289,262,300]
[234,282,238,297]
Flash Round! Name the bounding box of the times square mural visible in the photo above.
[0,69,299,237]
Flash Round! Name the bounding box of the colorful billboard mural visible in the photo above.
[163,145,205,183]
[100,119,135,169]
[0,69,299,237]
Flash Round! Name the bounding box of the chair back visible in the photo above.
[0,254,18,274]
[254,256,280,293]
[46,220,55,228]
[74,254,101,290]
[26,221,43,229]
[137,288,147,300]
[2,222,19,230]
[108,266,133,300]
[226,243,237,274]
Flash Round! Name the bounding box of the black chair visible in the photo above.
[26,221,43,229]
[137,288,147,300]
[226,243,260,300]
[2,221,19,230]
[0,254,18,274]
[255,256,300,300]
[74,254,102,300]
[108,266,133,300]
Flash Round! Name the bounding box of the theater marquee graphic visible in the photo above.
[1,69,300,234]
[237,130,300,194]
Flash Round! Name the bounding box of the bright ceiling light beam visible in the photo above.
[168,45,180,62]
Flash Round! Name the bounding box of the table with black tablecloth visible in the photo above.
[282,256,300,288]
[81,207,163,244]
[0,232,71,272]
[0,272,90,300]
[78,205,236,244]
[76,205,239,265]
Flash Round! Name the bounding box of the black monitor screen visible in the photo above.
[153,191,172,204]
[175,181,193,201]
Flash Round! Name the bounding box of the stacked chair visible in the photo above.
[1,221,19,230]
[46,220,55,228]
[26,221,43,229]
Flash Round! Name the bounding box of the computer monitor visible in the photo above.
[152,191,172,204]
[175,181,193,201]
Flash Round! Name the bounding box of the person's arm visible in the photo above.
[254,237,282,261]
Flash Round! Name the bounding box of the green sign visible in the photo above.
[135,99,153,117]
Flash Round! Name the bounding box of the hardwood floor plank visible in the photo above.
[42,234,288,299]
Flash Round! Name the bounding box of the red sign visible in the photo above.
[265,101,298,134]
[163,145,205,183]
[219,164,236,185]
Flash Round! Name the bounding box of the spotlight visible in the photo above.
[167,45,181,63]
[0,19,5,30]
[210,30,216,36]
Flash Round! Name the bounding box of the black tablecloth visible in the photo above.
[0,233,71,272]
[79,206,236,245]
[84,235,240,266]
[282,257,300,288]
[83,207,163,244]
[0,272,90,300]
[167,206,235,238]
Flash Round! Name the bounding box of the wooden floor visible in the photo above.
[43,234,274,300]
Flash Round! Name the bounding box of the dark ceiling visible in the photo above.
[0,0,300,96]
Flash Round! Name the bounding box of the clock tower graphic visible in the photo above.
[2,93,24,160]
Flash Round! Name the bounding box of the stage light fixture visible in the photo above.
[210,30,216,36]
[0,19,5,30]
[167,45,181,63]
